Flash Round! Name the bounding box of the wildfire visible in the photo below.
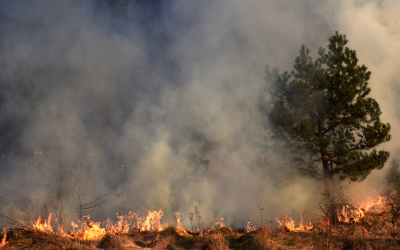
[174,212,191,236]
[27,208,168,240]
[140,209,164,231]
[211,217,226,230]
[33,214,53,232]
[174,212,183,231]
[57,224,69,238]
[27,197,382,240]
[337,196,384,223]
[276,215,313,232]
[106,212,133,234]
[244,221,256,233]
[0,228,6,247]
[70,216,106,240]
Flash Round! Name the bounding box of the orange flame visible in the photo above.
[0,228,7,247]
[70,216,106,240]
[174,212,191,236]
[337,196,384,223]
[320,219,331,226]
[244,221,256,233]
[140,209,164,231]
[106,212,133,234]
[276,215,313,232]
[174,212,184,231]
[57,224,69,238]
[33,214,53,232]
[211,217,225,230]
[72,209,166,239]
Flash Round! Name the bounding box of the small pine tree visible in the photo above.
[265,32,391,182]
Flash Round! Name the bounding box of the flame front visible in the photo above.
[337,196,384,223]
[140,209,164,231]
[33,214,53,232]
[106,212,133,234]
[11,195,389,241]
[27,209,167,240]
[276,215,313,232]
[174,212,191,236]
[70,216,106,240]
[174,212,183,231]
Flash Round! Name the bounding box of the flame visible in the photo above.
[33,214,53,232]
[276,215,313,232]
[244,221,256,233]
[0,228,6,247]
[11,195,386,242]
[57,224,69,238]
[70,216,106,240]
[320,219,331,226]
[174,212,191,236]
[211,217,225,230]
[106,212,133,234]
[174,212,184,231]
[337,196,384,223]
[140,209,164,231]
[304,217,313,230]
[26,209,169,240]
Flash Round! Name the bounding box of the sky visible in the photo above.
[0,0,400,229]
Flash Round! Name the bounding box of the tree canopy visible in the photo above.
[265,32,391,182]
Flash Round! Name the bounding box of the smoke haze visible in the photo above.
[0,0,399,229]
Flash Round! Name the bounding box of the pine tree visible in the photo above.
[265,32,391,182]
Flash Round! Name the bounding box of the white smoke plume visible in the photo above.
[0,0,398,229]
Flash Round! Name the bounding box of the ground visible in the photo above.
[2,211,400,250]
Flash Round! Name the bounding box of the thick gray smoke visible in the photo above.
[0,0,399,229]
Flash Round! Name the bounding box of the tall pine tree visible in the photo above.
[265,32,391,182]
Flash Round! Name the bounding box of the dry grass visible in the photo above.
[204,233,229,250]
[3,210,400,249]
[1,228,89,249]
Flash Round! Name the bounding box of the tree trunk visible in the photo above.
[322,158,332,184]
[322,158,339,223]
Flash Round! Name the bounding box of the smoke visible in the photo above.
[0,0,399,229]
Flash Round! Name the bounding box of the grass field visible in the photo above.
[2,209,400,249]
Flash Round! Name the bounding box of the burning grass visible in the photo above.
[2,196,400,249]
[1,219,400,249]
